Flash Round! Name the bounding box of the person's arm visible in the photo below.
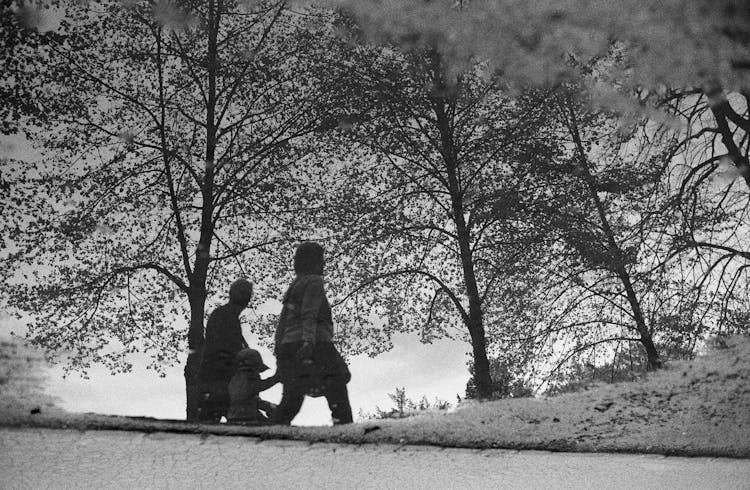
[240,325,249,350]
[199,310,219,367]
[203,310,218,343]
[254,373,280,393]
[224,313,246,353]
[274,306,287,355]
[299,276,325,345]
[274,284,296,355]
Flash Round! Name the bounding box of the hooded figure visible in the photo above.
[273,242,353,425]
[196,279,253,423]
[227,348,279,424]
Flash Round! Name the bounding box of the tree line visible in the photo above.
[2,0,748,417]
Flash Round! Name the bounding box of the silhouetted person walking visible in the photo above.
[274,242,353,425]
[197,279,253,423]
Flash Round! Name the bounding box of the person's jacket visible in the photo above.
[275,274,333,346]
[199,303,248,381]
[227,368,278,422]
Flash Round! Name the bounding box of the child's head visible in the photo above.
[236,348,269,372]
[229,278,253,306]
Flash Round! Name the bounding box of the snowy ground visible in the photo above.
[2,427,749,489]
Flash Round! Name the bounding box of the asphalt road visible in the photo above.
[2,428,749,489]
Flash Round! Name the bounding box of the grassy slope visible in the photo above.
[1,336,748,458]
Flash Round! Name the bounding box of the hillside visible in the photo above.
[1,336,748,458]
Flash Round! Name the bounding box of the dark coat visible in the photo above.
[276,341,350,396]
[199,303,248,382]
[275,274,334,347]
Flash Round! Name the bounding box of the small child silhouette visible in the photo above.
[227,348,280,425]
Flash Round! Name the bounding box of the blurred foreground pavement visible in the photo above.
[2,427,749,489]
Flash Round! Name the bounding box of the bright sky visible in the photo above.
[0,313,471,425]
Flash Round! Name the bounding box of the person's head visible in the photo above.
[235,348,269,372]
[228,278,253,307]
[293,241,325,275]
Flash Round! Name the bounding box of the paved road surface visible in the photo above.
[1,428,748,489]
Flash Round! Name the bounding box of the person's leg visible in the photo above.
[274,342,306,425]
[198,400,223,423]
[324,381,353,425]
[274,382,305,425]
[197,395,218,423]
[314,342,353,425]
[197,380,229,423]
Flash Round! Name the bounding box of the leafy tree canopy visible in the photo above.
[2,0,351,375]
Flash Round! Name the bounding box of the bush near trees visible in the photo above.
[358,387,453,420]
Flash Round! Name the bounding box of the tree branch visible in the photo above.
[334,268,470,325]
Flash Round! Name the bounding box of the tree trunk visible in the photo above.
[184,357,201,421]
[579,154,662,370]
[466,300,493,398]
[563,95,662,371]
[185,0,220,421]
[617,271,661,370]
[185,286,208,421]
[581,166,662,369]
[452,188,493,397]
[429,65,494,398]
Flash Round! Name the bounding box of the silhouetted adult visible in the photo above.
[274,242,353,425]
[196,279,252,423]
